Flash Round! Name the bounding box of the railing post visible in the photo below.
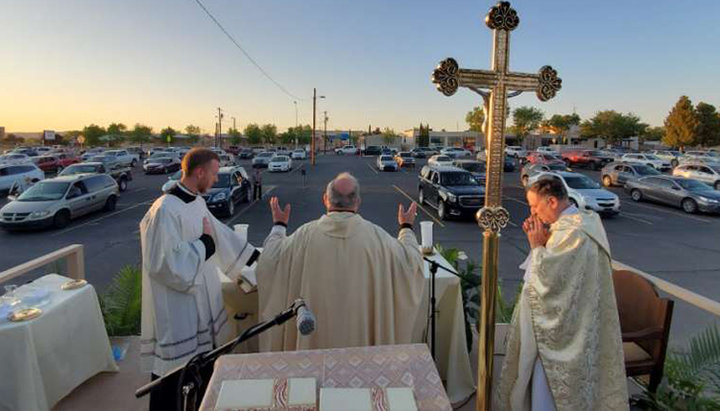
[66,246,85,280]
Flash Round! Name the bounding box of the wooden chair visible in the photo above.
[612,269,674,393]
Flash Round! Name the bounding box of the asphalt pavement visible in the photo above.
[1,153,719,345]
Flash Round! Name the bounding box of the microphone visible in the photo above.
[294,300,316,336]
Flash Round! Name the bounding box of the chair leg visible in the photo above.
[648,368,663,393]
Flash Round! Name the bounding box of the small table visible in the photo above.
[0,274,117,411]
[199,344,452,411]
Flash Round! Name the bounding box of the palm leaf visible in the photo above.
[100,265,142,336]
[668,325,720,393]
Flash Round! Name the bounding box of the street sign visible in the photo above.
[166,135,172,143]
[43,130,55,141]
[77,136,86,144]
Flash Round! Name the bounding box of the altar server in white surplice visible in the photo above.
[139,148,259,410]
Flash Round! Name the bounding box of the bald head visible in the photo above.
[324,172,361,212]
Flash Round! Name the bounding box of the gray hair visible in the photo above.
[326,172,361,209]
[528,176,568,201]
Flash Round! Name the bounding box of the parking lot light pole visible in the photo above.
[311,89,326,166]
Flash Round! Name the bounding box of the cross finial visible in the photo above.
[485,1,519,31]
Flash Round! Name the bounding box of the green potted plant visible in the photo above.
[99,265,142,361]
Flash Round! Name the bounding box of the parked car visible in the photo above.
[161,170,182,193]
[428,155,454,168]
[561,150,615,170]
[626,176,720,214]
[601,162,660,187]
[88,155,121,171]
[524,152,564,165]
[682,151,720,165]
[275,147,291,156]
[651,150,683,167]
[252,152,275,168]
[536,146,559,156]
[335,145,358,155]
[35,147,53,156]
[520,162,569,187]
[363,146,382,156]
[505,146,527,159]
[33,154,80,174]
[620,153,672,172]
[126,146,145,159]
[453,160,486,185]
[202,166,251,217]
[143,157,181,174]
[441,147,472,159]
[11,147,38,157]
[291,149,307,160]
[59,162,133,192]
[376,155,399,172]
[408,148,427,158]
[0,164,44,194]
[103,149,139,168]
[528,171,620,216]
[218,153,235,167]
[475,151,517,172]
[380,148,396,156]
[80,148,105,161]
[420,147,439,156]
[395,152,416,168]
[673,163,720,190]
[0,153,33,166]
[268,155,292,172]
[0,174,119,230]
[226,145,241,155]
[238,149,255,159]
[418,165,484,220]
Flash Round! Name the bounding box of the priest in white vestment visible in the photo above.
[497,177,629,411]
[255,172,425,352]
[139,149,259,410]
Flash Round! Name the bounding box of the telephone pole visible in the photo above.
[323,111,328,153]
[216,107,224,148]
[312,89,316,165]
[232,116,236,131]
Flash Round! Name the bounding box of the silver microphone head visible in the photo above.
[296,303,316,336]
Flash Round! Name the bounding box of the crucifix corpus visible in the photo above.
[431,2,561,410]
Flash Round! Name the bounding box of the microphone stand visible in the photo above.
[423,256,464,360]
[135,300,302,411]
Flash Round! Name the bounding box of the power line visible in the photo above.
[192,0,300,100]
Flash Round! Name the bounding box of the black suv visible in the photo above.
[363,146,382,156]
[418,165,485,220]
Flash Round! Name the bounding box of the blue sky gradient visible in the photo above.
[2,0,719,133]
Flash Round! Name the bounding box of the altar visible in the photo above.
[199,344,452,411]
[218,250,475,404]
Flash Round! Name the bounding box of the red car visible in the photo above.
[33,154,80,173]
[524,152,565,166]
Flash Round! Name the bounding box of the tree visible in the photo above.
[381,128,397,146]
[130,124,153,147]
[160,127,177,145]
[228,128,242,146]
[663,96,697,149]
[417,123,430,147]
[642,126,665,142]
[185,125,201,145]
[106,123,127,146]
[580,110,647,145]
[541,113,581,144]
[244,123,262,145]
[465,107,485,133]
[694,102,720,148]
[511,107,544,142]
[261,124,277,145]
[82,124,106,147]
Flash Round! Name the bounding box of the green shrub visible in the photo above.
[100,265,142,336]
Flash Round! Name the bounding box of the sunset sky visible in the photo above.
[2,0,719,133]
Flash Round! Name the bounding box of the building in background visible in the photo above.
[402,128,483,150]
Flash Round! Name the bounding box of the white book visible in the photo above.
[215,378,316,410]
[319,388,417,411]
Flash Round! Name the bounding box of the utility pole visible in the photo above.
[232,116,236,131]
[294,101,298,128]
[216,107,224,148]
[312,88,316,166]
[323,111,328,153]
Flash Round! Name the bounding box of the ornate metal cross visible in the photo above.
[431,2,561,410]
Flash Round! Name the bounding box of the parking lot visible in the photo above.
[1,153,718,344]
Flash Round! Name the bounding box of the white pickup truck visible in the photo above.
[335,145,358,155]
[103,149,140,167]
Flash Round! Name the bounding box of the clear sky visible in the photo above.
[2,0,719,134]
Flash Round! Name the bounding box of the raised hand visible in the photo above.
[270,196,291,225]
[525,215,550,249]
[398,202,418,226]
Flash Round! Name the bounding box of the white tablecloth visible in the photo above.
[0,274,118,411]
[218,251,475,405]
